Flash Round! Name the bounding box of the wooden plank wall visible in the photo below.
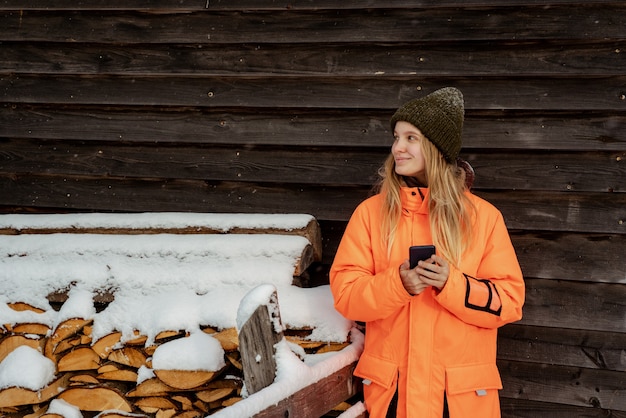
[1,1,625,416]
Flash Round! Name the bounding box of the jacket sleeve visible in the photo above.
[434,210,525,329]
[329,203,413,322]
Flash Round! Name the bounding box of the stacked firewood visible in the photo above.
[0,301,351,417]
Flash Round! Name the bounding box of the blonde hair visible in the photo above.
[375,140,475,267]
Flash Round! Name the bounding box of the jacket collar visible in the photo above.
[400,186,429,214]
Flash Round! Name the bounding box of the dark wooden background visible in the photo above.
[1,1,625,416]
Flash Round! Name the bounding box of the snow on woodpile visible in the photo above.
[0,212,315,232]
[0,213,363,417]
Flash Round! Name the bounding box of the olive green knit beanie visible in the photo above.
[390,87,464,162]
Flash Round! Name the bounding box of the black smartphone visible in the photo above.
[409,245,436,269]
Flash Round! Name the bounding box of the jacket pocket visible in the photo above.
[354,352,398,389]
[446,363,502,396]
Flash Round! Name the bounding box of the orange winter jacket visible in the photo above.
[330,187,525,418]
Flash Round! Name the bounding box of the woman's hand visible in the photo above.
[399,260,430,295]
[417,254,450,290]
[399,255,450,295]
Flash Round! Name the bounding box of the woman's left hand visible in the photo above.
[415,254,450,290]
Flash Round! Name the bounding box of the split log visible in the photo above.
[57,346,101,371]
[52,335,83,355]
[126,378,176,398]
[11,322,51,336]
[153,369,222,390]
[0,374,70,408]
[57,386,133,412]
[70,374,100,385]
[155,330,185,342]
[209,327,239,351]
[0,335,42,362]
[316,342,351,354]
[226,352,243,370]
[6,302,46,313]
[44,318,92,358]
[92,331,122,358]
[125,332,149,346]
[195,387,235,403]
[171,394,194,410]
[98,368,138,382]
[135,396,177,413]
[108,346,147,368]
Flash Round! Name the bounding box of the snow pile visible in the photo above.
[151,332,226,372]
[0,346,56,391]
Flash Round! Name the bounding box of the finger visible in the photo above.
[432,254,447,266]
[417,263,438,276]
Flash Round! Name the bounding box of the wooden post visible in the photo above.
[238,288,284,396]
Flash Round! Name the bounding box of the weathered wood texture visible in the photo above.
[1,1,625,416]
[238,291,283,396]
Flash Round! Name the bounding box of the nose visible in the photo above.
[392,137,406,153]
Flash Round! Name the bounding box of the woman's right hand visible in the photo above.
[399,259,430,295]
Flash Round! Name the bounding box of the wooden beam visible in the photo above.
[2,106,624,151]
[254,362,362,418]
[2,75,626,111]
[2,7,625,43]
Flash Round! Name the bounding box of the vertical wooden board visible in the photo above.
[238,291,284,396]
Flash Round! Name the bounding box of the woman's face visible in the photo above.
[392,121,428,185]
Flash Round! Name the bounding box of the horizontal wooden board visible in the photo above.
[0,139,386,187]
[498,359,626,411]
[468,151,626,192]
[476,191,626,235]
[0,173,369,220]
[511,232,626,283]
[1,106,625,151]
[1,7,626,43]
[2,41,624,77]
[0,0,620,11]
[1,139,623,192]
[521,279,626,332]
[498,324,626,372]
[320,223,626,282]
[0,173,624,237]
[500,398,626,418]
[2,75,625,111]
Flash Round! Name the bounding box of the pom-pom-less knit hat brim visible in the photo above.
[390,87,464,162]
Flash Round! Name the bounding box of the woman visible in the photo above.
[330,87,525,418]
